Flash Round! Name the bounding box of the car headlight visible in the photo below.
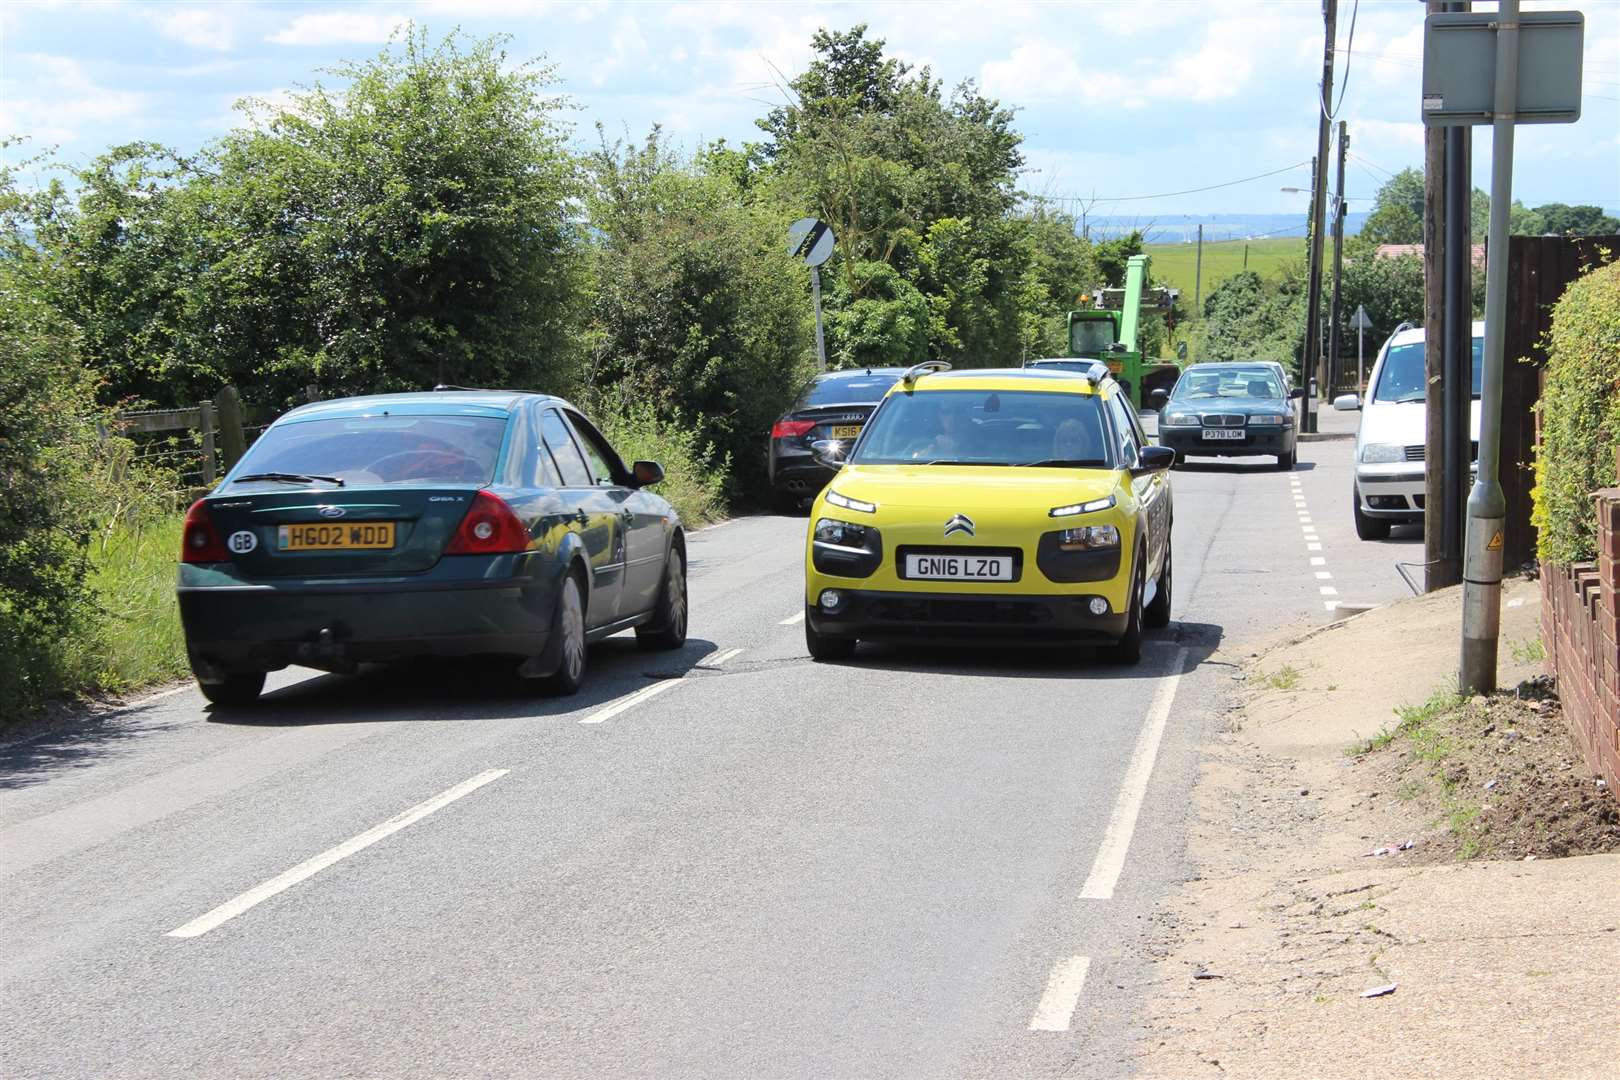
[1161,412,1199,427]
[1249,413,1288,425]
[814,518,870,547]
[1049,494,1117,518]
[1058,524,1121,550]
[825,490,876,514]
[1360,442,1404,464]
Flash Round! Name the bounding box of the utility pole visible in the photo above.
[1301,0,1337,434]
[1243,243,1249,270]
[1325,121,1348,396]
[1193,224,1203,315]
[1423,1,1450,590]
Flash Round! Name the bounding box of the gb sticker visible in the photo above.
[227,530,258,555]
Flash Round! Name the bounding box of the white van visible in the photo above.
[1333,321,1483,540]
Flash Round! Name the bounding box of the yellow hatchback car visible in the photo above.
[802,362,1174,664]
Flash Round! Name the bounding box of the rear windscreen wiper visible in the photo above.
[233,472,346,486]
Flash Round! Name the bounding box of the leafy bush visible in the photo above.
[591,394,729,527]
[76,516,190,694]
[1533,259,1620,563]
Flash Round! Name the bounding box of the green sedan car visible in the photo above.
[178,391,687,706]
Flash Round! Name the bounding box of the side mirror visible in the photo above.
[1148,388,1170,410]
[810,440,848,468]
[1332,393,1360,412]
[631,460,664,487]
[1289,387,1306,400]
[1134,445,1176,474]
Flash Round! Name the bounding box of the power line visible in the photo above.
[1031,160,1311,206]
[1322,0,1360,121]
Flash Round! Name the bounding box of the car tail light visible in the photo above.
[181,499,229,563]
[771,419,817,439]
[446,490,531,554]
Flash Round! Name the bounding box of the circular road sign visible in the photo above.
[786,217,835,268]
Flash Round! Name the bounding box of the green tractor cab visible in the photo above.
[1060,254,1182,410]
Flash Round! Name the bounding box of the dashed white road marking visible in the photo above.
[1315,571,1333,580]
[1029,956,1092,1032]
[167,768,509,939]
[705,647,745,667]
[1320,585,1339,596]
[579,646,744,725]
[1307,542,1323,551]
[1079,647,1189,900]
[779,610,806,626]
[1310,556,1326,566]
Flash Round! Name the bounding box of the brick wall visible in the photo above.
[1541,451,1620,805]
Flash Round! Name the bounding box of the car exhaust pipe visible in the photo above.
[295,627,358,674]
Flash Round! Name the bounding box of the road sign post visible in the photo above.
[1423,4,1584,694]
[1349,304,1373,391]
[787,218,836,372]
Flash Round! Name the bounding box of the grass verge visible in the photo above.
[80,515,189,694]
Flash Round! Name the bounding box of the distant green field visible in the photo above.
[1145,237,1304,309]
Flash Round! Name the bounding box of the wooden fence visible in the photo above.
[109,384,270,489]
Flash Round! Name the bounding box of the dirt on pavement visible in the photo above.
[1132,577,1620,1079]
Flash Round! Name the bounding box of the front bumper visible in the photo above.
[178,561,556,676]
[1355,465,1427,519]
[1159,424,1295,456]
[805,589,1128,643]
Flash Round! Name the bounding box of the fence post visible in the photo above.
[198,400,217,486]
[216,384,247,469]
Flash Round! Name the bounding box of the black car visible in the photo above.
[766,367,904,511]
[1151,362,1304,469]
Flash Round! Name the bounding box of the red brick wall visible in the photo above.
[1542,452,1620,804]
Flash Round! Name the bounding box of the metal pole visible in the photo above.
[1441,115,1472,590]
[1460,0,1518,695]
[810,265,827,372]
[1357,323,1364,391]
[1302,0,1337,434]
[1193,224,1203,315]
[1326,121,1348,398]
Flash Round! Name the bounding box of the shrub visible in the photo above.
[591,393,730,527]
[1533,259,1620,563]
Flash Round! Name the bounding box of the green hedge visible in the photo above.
[1533,259,1620,563]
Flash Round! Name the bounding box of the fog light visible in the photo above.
[1089,597,1109,616]
[820,589,844,611]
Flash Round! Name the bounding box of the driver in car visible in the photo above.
[908,397,967,460]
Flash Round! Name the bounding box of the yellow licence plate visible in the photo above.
[278,522,396,551]
[830,424,862,439]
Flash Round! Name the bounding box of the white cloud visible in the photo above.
[150,7,236,51]
[0,54,149,145]
[417,0,555,14]
[980,42,1139,107]
[268,11,411,47]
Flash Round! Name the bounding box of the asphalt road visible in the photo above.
[1,432,1416,1079]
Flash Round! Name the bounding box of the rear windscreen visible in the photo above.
[229,414,509,485]
[797,373,900,408]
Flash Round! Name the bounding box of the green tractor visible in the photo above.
[1062,254,1182,410]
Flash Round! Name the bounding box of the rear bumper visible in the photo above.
[178,572,554,676]
[769,449,836,495]
[1159,426,1296,456]
[805,589,1129,644]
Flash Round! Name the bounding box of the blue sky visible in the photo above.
[3,0,1617,218]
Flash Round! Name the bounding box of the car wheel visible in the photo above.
[1144,538,1172,630]
[198,671,265,708]
[636,545,688,651]
[1107,558,1145,665]
[805,619,856,662]
[1277,450,1295,470]
[1353,485,1391,540]
[1171,451,1186,468]
[545,573,589,695]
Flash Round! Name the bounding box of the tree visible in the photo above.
[1198,268,1306,371]
[1359,167,1425,246]
[1531,203,1620,237]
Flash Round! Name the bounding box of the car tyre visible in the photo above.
[544,572,589,695]
[636,545,688,651]
[805,619,856,662]
[1277,450,1295,470]
[1144,538,1172,630]
[1353,485,1391,540]
[1171,451,1186,468]
[198,672,265,708]
[1107,559,1145,665]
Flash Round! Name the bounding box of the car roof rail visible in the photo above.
[1081,361,1110,387]
[899,360,952,386]
[432,383,491,392]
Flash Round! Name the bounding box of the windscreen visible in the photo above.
[229,414,509,486]
[1172,368,1284,401]
[797,372,901,408]
[853,389,1110,467]
[1372,338,1483,403]
[1069,319,1116,356]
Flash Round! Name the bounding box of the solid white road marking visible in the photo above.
[1079,648,1189,900]
[780,610,806,625]
[167,769,509,939]
[579,679,684,724]
[1029,956,1092,1032]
